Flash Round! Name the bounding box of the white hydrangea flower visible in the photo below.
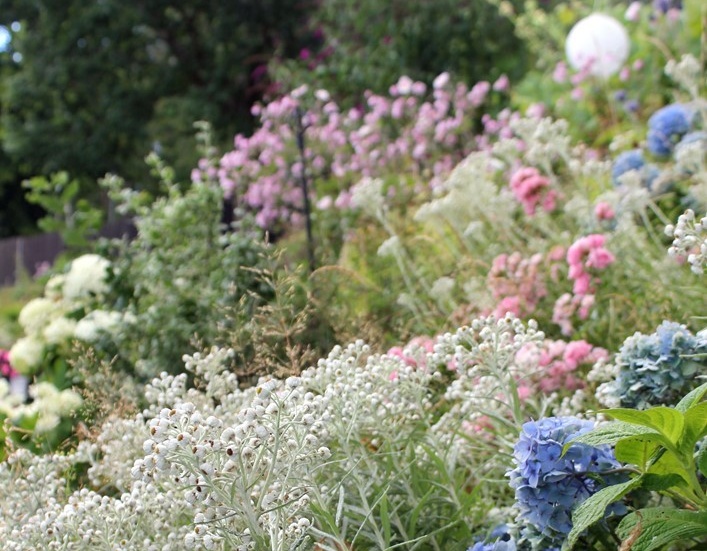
[8,336,45,375]
[44,274,66,300]
[33,412,61,434]
[74,310,123,342]
[43,316,78,345]
[62,254,111,301]
[18,298,59,334]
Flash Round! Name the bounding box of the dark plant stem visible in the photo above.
[294,106,316,272]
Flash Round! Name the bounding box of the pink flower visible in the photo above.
[493,74,510,92]
[625,1,641,21]
[594,202,615,221]
[509,167,556,215]
[571,87,584,101]
[553,62,568,84]
[468,81,490,106]
[494,296,522,318]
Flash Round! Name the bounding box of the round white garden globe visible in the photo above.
[565,13,630,78]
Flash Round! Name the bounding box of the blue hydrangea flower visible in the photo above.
[611,321,707,409]
[468,525,518,551]
[611,149,659,188]
[647,104,692,156]
[508,417,625,548]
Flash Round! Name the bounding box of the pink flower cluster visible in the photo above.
[386,335,436,380]
[0,349,17,379]
[550,234,614,336]
[566,234,615,295]
[487,252,550,319]
[516,339,609,394]
[509,167,558,215]
[195,73,508,229]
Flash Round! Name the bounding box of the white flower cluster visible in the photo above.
[665,209,707,275]
[510,117,572,167]
[8,254,116,376]
[0,379,82,434]
[350,177,386,219]
[414,151,507,238]
[301,340,438,444]
[432,315,545,437]
[665,54,702,100]
[132,376,331,550]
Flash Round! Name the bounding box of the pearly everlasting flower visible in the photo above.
[350,177,386,218]
[674,131,707,175]
[62,254,111,300]
[646,104,692,156]
[508,417,625,548]
[8,336,45,375]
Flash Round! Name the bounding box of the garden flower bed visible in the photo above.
[0,2,705,549]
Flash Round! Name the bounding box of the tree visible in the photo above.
[0,0,313,235]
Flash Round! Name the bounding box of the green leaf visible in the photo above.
[566,421,664,453]
[617,508,707,551]
[647,449,693,490]
[604,407,684,448]
[676,382,707,413]
[640,473,687,492]
[684,0,704,39]
[564,477,643,550]
[379,492,391,545]
[614,437,661,470]
[681,402,707,451]
[698,444,707,479]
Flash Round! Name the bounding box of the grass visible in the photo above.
[0,277,44,348]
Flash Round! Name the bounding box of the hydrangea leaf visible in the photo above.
[564,476,643,550]
[675,382,707,413]
[646,449,693,492]
[640,473,689,492]
[617,508,707,551]
[614,437,660,470]
[681,402,707,451]
[566,421,666,453]
[603,407,684,448]
[698,445,707,479]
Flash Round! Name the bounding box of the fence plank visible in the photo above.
[0,220,135,288]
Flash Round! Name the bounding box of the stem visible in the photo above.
[294,107,316,273]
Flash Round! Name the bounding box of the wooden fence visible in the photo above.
[0,220,135,287]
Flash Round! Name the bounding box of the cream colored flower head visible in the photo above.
[8,336,45,375]
[63,254,111,301]
[18,297,59,334]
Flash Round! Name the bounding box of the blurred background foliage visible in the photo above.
[0,0,630,239]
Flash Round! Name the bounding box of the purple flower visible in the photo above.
[612,149,659,187]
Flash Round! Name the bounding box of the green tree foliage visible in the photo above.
[0,0,312,235]
[270,0,529,104]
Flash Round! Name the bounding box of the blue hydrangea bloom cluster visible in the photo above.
[612,321,707,409]
[611,149,659,187]
[647,104,692,156]
[508,417,625,548]
[468,525,519,551]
